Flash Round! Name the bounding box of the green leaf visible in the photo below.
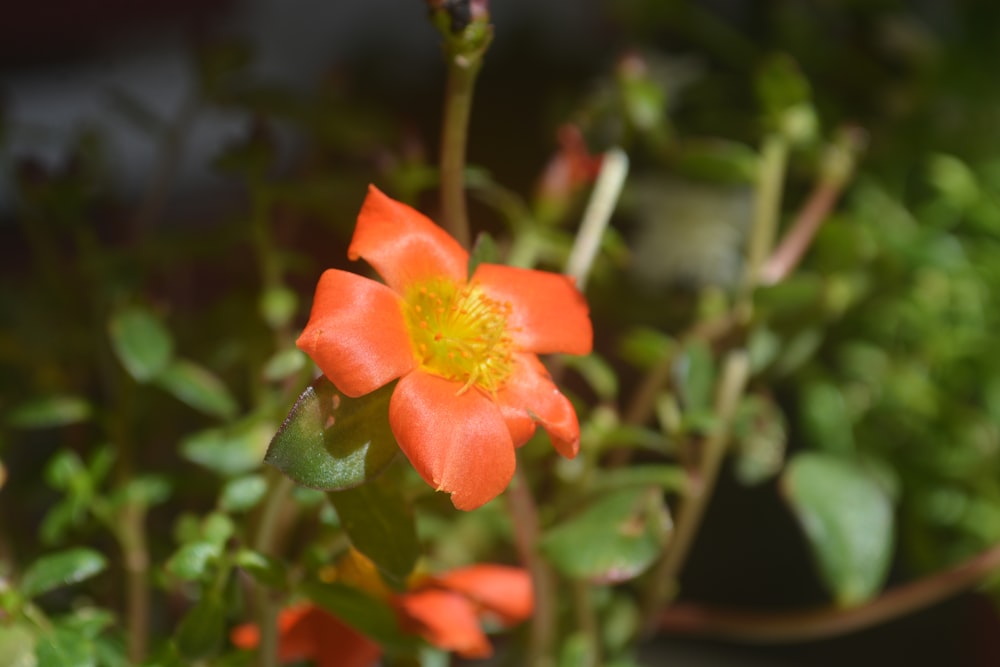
[219,474,268,512]
[262,348,306,382]
[181,418,272,477]
[673,138,759,184]
[801,382,855,455]
[590,465,687,494]
[21,548,107,599]
[677,340,715,413]
[107,305,174,383]
[540,487,670,583]
[467,231,499,276]
[6,395,92,429]
[618,327,674,369]
[175,594,225,659]
[0,623,36,667]
[166,542,220,581]
[301,581,420,653]
[234,549,287,587]
[329,472,419,586]
[265,377,398,491]
[35,626,96,667]
[259,286,298,330]
[155,359,238,420]
[732,394,787,486]
[562,354,618,401]
[781,452,894,605]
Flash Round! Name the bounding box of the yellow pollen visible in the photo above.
[403,278,515,394]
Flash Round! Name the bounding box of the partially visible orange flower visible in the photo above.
[536,124,603,202]
[231,563,532,665]
[230,604,380,667]
[297,185,593,509]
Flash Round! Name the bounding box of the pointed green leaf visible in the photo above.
[540,487,670,583]
[301,581,420,654]
[36,626,96,667]
[181,418,271,477]
[328,472,419,586]
[7,395,92,429]
[782,452,894,605]
[108,305,174,382]
[156,359,238,420]
[265,377,398,490]
[165,542,220,581]
[219,474,268,512]
[21,548,107,599]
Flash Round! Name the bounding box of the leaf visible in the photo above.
[175,594,225,659]
[590,465,687,494]
[467,231,499,276]
[676,340,715,413]
[21,548,107,599]
[540,487,670,584]
[6,395,92,429]
[0,623,36,667]
[301,581,420,653]
[165,542,220,581]
[181,418,272,477]
[265,377,398,491]
[219,474,268,512]
[328,472,419,586]
[155,359,239,420]
[781,452,894,605]
[259,286,298,330]
[262,348,306,382]
[35,626,96,667]
[673,138,759,184]
[561,354,618,401]
[107,305,174,383]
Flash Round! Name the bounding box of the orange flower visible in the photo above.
[231,564,532,665]
[297,185,592,509]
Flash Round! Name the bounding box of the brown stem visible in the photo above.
[758,179,841,285]
[507,466,557,667]
[120,504,150,663]
[659,541,1000,643]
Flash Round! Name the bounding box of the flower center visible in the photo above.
[403,278,514,394]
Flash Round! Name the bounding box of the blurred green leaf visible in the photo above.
[468,231,499,277]
[329,473,419,586]
[540,487,670,583]
[562,354,618,401]
[262,348,306,382]
[259,286,298,331]
[108,305,174,383]
[201,512,235,546]
[0,623,35,667]
[181,418,271,477]
[111,475,172,509]
[301,581,420,653]
[801,382,855,455]
[235,549,287,588]
[21,548,107,599]
[219,474,268,512]
[156,359,239,420]
[166,542,220,581]
[619,328,674,370]
[591,465,687,494]
[676,340,714,413]
[673,138,758,184]
[732,394,787,486]
[35,626,96,667]
[175,594,225,659]
[782,452,894,605]
[265,377,398,491]
[6,395,92,429]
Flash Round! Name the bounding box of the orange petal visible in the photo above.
[496,354,581,458]
[472,263,592,355]
[349,185,469,292]
[395,589,493,658]
[389,371,515,510]
[297,269,416,398]
[435,565,534,626]
[230,604,318,661]
[310,610,383,667]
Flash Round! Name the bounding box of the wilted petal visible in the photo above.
[473,263,592,355]
[496,354,581,458]
[349,185,469,292]
[297,269,416,397]
[390,371,515,510]
[395,589,492,658]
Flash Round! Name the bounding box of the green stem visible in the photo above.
[641,350,750,632]
[507,466,556,667]
[739,134,789,306]
[436,18,492,249]
[252,473,295,667]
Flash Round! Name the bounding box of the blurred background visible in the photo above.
[4,1,1000,666]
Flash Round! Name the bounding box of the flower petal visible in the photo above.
[434,565,533,626]
[310,610,383,667]
[496,354,581,458]
[297,269,416,397]
[230,604,317,661]
[389,371,515,510]
[349,185,469,292]
[395,589,492,658]
[473,263,592,355]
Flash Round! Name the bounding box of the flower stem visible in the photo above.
[739,133,789,307]
[507,466,556,667]
[253,472,295,667]
[659,540,1000,642]
[641,350,750,632]
[434,10,493,249]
